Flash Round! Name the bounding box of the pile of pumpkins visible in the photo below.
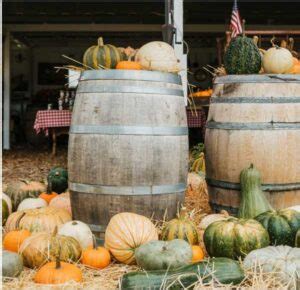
[2,164,300,287]
[82,37,181,73]
[224,32,300,75]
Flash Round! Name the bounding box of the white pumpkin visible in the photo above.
[1,193,12,214]
[58,220,93,249]
[135,41,180,73]
[49,192,72,216]
[199,210,230,230]
[262,46,293,73]
[244,246,300,283]
[17,198,47,211]
[287,205,300,213]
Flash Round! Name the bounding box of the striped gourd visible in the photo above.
[161,207,199,245]
[83,37,124,69]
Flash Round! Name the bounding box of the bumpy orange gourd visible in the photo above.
[191,245,205,263]
[116,61,142,70]
[3,213,31,252]
[34,257,82,284]
[105,212,158,264]
[81,237,111,269]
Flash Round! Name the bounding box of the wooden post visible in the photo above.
[3,31,11,150]
[173,0,187,105]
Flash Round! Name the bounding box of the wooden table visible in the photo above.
[34,110,72,155]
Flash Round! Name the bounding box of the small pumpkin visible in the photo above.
[2,250,24,278]
[255,208,300,246]
[191,245,205,263]
[135,239,193,270]
[199,210,230,231]
[39,178,58,203]
[3,213,31,253]
[135,41,180,73]
[49,192,72,215]
[17,197,47,211]
[161,207,199,245]
[243,246,300,284]
[35,256,82,284]
[20,227,82,268]
[47,167,68,194]
[6,180,46,210]
[288,58,300,74]
[262,38,294,73]
[238,164,273,219]
[204,217,270,259]
[105,212,158,264]
[58,220,93,249]
[83,37,125,69]
[81,236,111,269]
[5,207,71,234]
[116,60,142,70]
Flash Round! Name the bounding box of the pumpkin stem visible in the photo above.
[52,226,58,237]
[92,234,97,249]
[179,207,187,219]
[270,37,279,49]
[72,221,78,226]
[253,36,259,47]
[249,163,254,169]
[46,176,52,195]
[242,19,246,37]
[55,171,60,176]
[98,37,104,46]
[55,246,62,269]
[16,212,26,230]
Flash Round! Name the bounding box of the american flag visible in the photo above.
[230,0,243,38]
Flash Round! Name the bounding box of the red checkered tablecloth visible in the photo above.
[34,110,72,136]
[186,108,206,128]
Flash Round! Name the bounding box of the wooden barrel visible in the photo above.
[68,70,188,234]
[205,75,300,214]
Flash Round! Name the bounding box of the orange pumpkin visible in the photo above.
[39,179,58,203]
[34,257,82,284]
[3,213,31,253]
[289,58,300,74]
[116,61,141,70]
[191,245,205,263]
[81,237,111,269]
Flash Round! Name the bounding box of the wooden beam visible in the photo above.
[3,31,11,150]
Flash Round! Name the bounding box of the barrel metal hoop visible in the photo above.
[206,121,300,130]
[210,97,300,104]
[77,85,184,96]
[69,182,187,195]
[206,178,300,191]
[80,70,182,85]
[70,125,188,136]
[214,75,300,84]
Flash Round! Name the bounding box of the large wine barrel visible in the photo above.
[68,70,188,234]
[205,75,300,214]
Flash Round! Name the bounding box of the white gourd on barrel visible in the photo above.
[135,41,180,73]
[58,220,93,249]
[17,198,47,211]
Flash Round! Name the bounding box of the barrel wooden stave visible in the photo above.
[68,70,188,232]
[205,75,300,213]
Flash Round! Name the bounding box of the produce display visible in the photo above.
[255,208,300,246]
[47,167,68,194]
[2,250,24,278]
[204,217,270,259]
[19,229,82,268]
[120,257,245,289]
[81,242,111,269]
[135,239,193,270]
[243,246,300,283]
[104,212,158,264]
[161,207,199,245]
[238,164,273,219]
[5,207,71,233]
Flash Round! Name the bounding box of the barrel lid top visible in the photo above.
[214,74,300,84]
[80,69,182,84]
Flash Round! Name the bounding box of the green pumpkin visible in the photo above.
[204,218,269,259]
[161,207,199,245]
[238,164,273,219]
[135,239,192,270]
[2,250,24,278]
[6,180,46,211]
[83,37,125,69]
[255,209,300,246]
[48,167,68,194]
[2,199,9,226]
[224,36,261,74]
